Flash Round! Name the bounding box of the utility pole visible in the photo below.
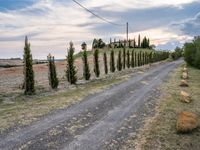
[126,22,128,42]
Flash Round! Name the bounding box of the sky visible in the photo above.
[0,0,200,59]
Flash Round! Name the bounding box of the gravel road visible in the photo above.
[0,60,183,150]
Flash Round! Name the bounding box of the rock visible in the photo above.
[176,111,198,133]
[180,91,191,103]
[182,72,189,79]
[180,80,189,87]
[183,67,188,73]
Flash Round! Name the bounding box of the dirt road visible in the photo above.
[0,60,183,150]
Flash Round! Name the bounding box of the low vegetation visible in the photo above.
[184,37,200,69]
[125,65,200,150]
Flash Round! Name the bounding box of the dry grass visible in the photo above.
[123,64,200,150]
[0,76,125,133]
[1,61,149,133]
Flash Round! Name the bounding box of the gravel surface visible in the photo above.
[0,60,183,150]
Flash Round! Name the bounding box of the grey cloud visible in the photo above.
[171,12,200,36]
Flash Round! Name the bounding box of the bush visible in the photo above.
[184,37,200,69]
[171,47,183,60]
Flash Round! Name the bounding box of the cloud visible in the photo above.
[83,0,198,11]
[171,12,200,36]
[0,0,199,58]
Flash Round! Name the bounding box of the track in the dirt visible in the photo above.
[0,60,183,150]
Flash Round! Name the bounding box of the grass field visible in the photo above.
[123,64,200,150]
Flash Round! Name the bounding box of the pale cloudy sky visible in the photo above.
[0,0,200,59]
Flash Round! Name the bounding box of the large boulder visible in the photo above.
[182,72,189,79]
[176,111,198,133]
[180,91,191,103]
[180,80,189,87]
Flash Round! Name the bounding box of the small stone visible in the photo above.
[180,80,189,87]
[180,91,191,103]
[182,72,189,79]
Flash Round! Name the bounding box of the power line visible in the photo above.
[72,0,125,27]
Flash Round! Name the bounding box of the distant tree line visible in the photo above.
[22,36,169,95]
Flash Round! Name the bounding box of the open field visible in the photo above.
[122,65,200,150]
[0,48,153,94]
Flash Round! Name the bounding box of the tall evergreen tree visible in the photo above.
[110,49,115,72]
[142,52,145,65]
[126,50,130,68]
[103,52,108,74]
[93,49,100,77]
[117,50,122,71]
[137,52,140,66]
[23,36,35,95]
[138,34,141,48]
[135,51,137,67]
[82,49,90,80]
[123,47,126,69]
[131,50,135,68]
[66,41,77,84]
[47,54,59,89]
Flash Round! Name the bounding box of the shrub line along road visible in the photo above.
[0,59,183,150]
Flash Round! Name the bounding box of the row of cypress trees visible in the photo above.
[23,37,169,95]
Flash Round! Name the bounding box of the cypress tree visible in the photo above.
[142,52,145,66]
[103,52,108,74]
[138,34,141,48]
[131,50,135,68]
[126,50,130,68]
[137,52,140,66]
[135,51,137,67]
[66,41,77,84]
[82,49,90,80]
[23,36,35,95]
[140,51,142,66]
[93,49,100,77]
[123,47,126,69]
[117,50,122,71]
[47,54,59,89]
[110,49,115,72]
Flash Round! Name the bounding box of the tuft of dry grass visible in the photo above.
[123,64,200,150]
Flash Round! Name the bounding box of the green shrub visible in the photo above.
[184,37,200,69]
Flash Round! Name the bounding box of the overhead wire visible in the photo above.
[72,0,126,27]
